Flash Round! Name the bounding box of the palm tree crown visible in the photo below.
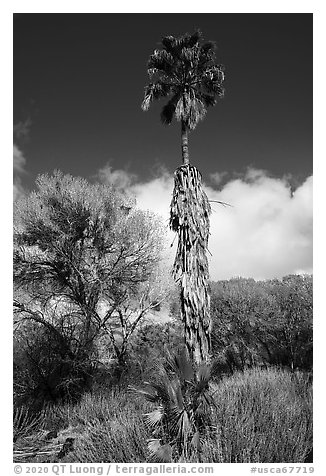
[141,30,225,131]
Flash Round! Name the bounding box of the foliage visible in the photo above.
[14,368,312,464]
[69,392,148,463]
[141,29,225,131]
[14,317,94,408]
[128,321,184,381]
[14,171,166,402]
[14,390,149,464]
[265,275,313,370]
[13,405,44,442]
[131,349,219,462]
[210,275,313,372]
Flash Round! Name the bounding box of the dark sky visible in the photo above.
[14,13,313,190]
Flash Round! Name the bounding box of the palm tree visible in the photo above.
[142,30,225,364]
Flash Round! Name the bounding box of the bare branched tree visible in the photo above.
[14,171,167,382]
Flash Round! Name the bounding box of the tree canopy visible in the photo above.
[141,30,225,130]
[14,171,167,401]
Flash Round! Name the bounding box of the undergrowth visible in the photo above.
[206,368,313,463]
[14,368,312,463]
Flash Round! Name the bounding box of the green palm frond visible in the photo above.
[166,405,193,451]
[197,362,211,387]
[172,380,184,409]
[161,35,177,53]
[179,46,199,68]
[144,407,164,429]
[148,440,173,463]
[197,42,216,70]
[142,29,225,130]
[134,350,220,462]
[165,347,194,382]
[164,30,202,52]
[147,49,174,76]
[141,82,172,111]
[190,430,201,451]
[188,30,203,48]
[150,379,176,406]
[176,30,202,50]
[174,95,189,121]
[177,409,193,444]
[200,40,216,55]
[187,97,207,130]
[129,385,158,403]
[199,93,217,107]
[173,94,206,130]
[160,94,180,125]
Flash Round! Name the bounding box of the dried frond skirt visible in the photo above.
[170,164,212,364]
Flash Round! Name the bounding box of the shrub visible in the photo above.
[14,321,94,409]
[14,171,166,405]
[210,276,313,372]
[132,348,219,463]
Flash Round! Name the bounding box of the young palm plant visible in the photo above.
[142,30,225,364]
[131,349,218,463]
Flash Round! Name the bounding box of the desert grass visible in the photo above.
[205,367,313,463]
[14,367,312,463]
[63,390,149,463]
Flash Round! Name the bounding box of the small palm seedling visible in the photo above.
[131,348,219,462]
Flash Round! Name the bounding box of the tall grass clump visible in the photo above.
[203,367,312,463]
[14,405,44,442]
[56,389,149,463]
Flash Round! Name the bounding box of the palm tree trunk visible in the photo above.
[170,165,212,365]
[181,121,190,165]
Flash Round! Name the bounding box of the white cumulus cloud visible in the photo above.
[96,163,137,190]
[205,171,312,280]
[98,164,312,281]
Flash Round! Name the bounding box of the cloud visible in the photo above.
[205,170,312,280]
[131,170,173,223]
[13,118,32,142]
[209,171,228,186]
[13,144,27,200]
[13,144,26,174]
[96,163,137,190]
[98,164,313,281]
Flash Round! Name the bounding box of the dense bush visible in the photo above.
[210,275,312,372]
[14,318,95,409]
[13,171,166,405]
[129,321,184,378]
